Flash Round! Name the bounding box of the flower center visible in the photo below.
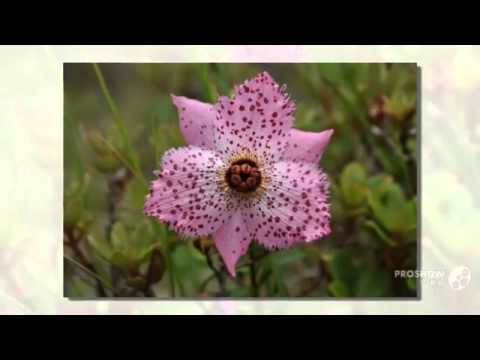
[225,159,262,193]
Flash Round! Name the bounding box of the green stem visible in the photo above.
[321,75,411,194]
[198,64,218,103]
[165,238,177,298]
[204,245,227,296]
[64,255,116,293]
[156,223,176,297]
[97,134,146,186]
[248,248,259,297]
[92,63,146,187]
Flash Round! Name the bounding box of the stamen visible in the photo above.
[226,159,261,193]
[217,151,268,198]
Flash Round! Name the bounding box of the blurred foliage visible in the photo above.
[64,63,418,298]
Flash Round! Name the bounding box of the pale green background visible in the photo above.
[0,45,478,314]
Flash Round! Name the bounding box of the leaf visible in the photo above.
[367,174,394,196]
[111,222,129,252]
[64,174,91,227]
[107,220,160,269]
[367,182,416,234]
[264,248,306,268]
[328,249,356,296]
[64,274,98,298]
[340,162,368,206]
[406,276,417,291]
[317,64,345,85]
[171,243,208,293]
[198,64,218,103]
[354,266,391,297]
[363,220,397,247]
[328,280,350,297]
[87,234,113,261]
[328,248,393,298]
[229,286,252,297]
[110,251,133,270]
[92,153,122,174]
[407,138,416,156]
[130,220,155,250]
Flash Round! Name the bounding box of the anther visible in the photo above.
[230,165,241,174]
[225,159,262,193]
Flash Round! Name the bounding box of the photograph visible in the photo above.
[64,63,418,298]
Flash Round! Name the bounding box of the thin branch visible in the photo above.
[247,247,260,297]
[64,255,116,294]
[204,248,227,297]
[91,63,147,187]
[65,229,108,297]
[199,273,216,293]
[249,260,259,297]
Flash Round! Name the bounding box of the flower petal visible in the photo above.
[171,95,215,149]
[144,146,234,237]
[283,128,334,163]
[243,161,331,250]
[212,211,252,277]
[212,71,295,165]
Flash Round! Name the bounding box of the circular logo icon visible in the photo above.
[448,266,471,291]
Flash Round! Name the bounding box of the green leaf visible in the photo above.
[87,234,113,261]
[198,64,218,103]
[363,220,397,247]
[171,243,208,294]
[406,276,417,291]
[355,266,391,297]
[229,286,252,297]
[124,178,149,212]
[110,220,160,268]
[110,251,133,270]
[92,153,122,174]
[64,174,91,227]
[407,138,416,156]
[367,174,394,196]
[111,222,129,252]
[328,281,350,297]
[317,64,345,85]
[328,249,393,298]
[389,89,416,121]
[328,249,356,296]
[367,181,416,234]
[64,274,98,298]
[263,248,306,268]
[340,162,368,206]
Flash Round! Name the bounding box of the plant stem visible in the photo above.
[250,263,259,297]
[64,254,116,294]
[65,229,109,296]
[155,223,176,297]
[204,247,227,296]
[91,63,146,187]
[165,238,176,298]
[98,134,146,186]
[198,63,218,103]
[199,273,217,293]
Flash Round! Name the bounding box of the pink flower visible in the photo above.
[144,71,333,276]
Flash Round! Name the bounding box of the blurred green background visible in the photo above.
[64,63,417,298]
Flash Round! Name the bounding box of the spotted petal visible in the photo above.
[144,146,233,237]
[212,211,252,277]
[212,71,295,165]
[243,161,331,250]
[283,128,334,163]
[171,95,216,149]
